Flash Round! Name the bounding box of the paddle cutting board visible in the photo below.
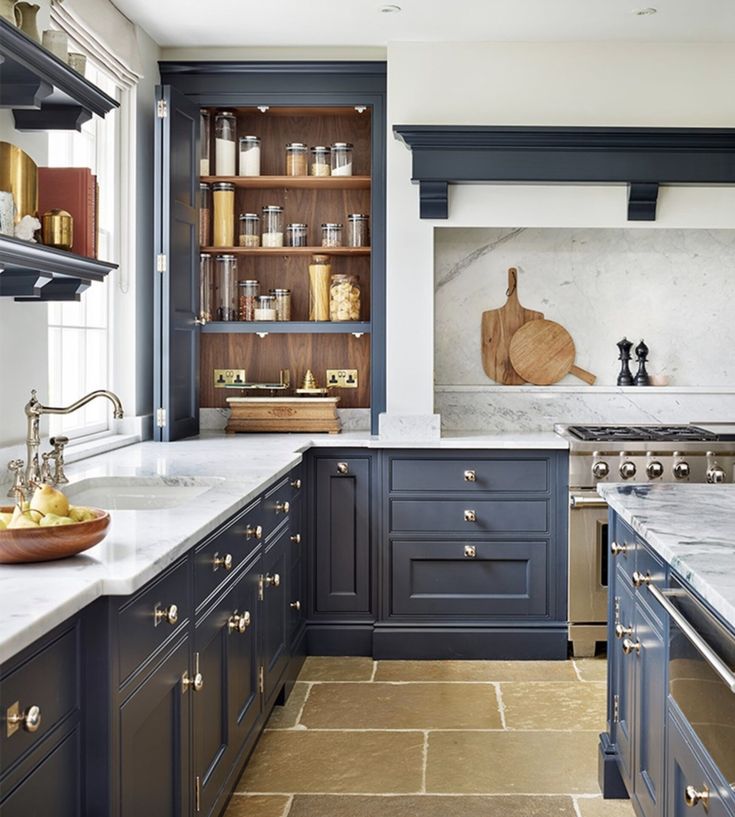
[508,319,597,385]
[481,267,544,385]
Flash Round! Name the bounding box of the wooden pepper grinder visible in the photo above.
[634,339,650,387]
[616,337,634,386]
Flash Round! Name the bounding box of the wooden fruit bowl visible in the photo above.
[0,507,110,564]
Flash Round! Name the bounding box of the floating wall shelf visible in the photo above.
[200,175,371,190]
[393,125,735,221]
[200,246,370,256]
[200,321,371,335]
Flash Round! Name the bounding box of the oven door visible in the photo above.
[568,490,609,625]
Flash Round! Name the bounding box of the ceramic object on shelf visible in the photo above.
[0,0,21,26]
[15,1,40,41]
[67,52,86,74]
[42,28,69,61]
[0,191,16,235]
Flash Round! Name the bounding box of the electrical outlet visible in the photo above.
[214,369,247,388]
[326,369,358,389]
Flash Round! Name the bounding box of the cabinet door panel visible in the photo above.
[262,531,289,702]
[613,576,636,789]
[230,560,261,747]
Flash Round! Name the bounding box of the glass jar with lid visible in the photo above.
[286,223,308,247]
[239,213,260,247]
[199,183,212,246]
[199,254,213,322]
[238,279,260,321]
[347,213,369,248]
[331,142,353,176]
[200,111,211,176]
[321,223,343,248]
[310,146,331,177]
[212,182,235,247]
[330,273,361,322]
[262,205,284,247]
[215,112,237,176]
[286,143,308,176]
[254,294,277,321]
[214,254,238,321]
[272,288,292,321]
[238,136,261,177]
[308,254,331,321]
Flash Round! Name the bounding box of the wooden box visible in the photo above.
[226,397,341,434]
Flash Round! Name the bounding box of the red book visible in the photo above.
[37,167,97,258]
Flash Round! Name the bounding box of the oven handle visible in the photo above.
[648,584,735,693]
[569,495,608,510]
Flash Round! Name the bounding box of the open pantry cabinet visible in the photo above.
[154,62,387,441]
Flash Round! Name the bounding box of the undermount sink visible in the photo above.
[66,476,225,510]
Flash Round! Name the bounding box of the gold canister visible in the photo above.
[0,141,38,222]
[42,209,73,250]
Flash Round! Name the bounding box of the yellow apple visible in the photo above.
[68,506,97,523]
[40,513,75,527]
[30,484,69,518]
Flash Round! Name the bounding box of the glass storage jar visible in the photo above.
[347,213,369,248]
[214,254,238,321]
[308,254,331,321]
[310,146,331,176]
[331,142,353,176]
[286,223,308,247]
[262,205,284,247]
[330,273,361,321]
[212,182,235,247]
[321,223,343,248]
[200,111,211,176]
[238,279,260,321]
[254,294,277,321]
[199,254,213,323]
[199,183,211,246]
[272,288,292,321]
[215,112,237,176]
[239,213,260,247]
[286,142,308,176]
[239,135,261,177]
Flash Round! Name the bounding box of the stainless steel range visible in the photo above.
[555,423,735,657]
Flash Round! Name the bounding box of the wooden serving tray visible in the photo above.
[226,397,341,434]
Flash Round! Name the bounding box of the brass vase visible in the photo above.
[0,141,38,223]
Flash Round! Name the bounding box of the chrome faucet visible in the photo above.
[6,389,124,498]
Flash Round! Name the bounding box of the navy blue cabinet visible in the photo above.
[261,527,290,705]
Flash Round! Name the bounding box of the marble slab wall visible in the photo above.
[435,227,735,430]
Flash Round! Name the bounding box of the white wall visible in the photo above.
[386,42,735,420]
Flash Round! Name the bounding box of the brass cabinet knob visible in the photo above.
[245,524,263,540]
[337,462,349,475]
[291,478,302,489]
[290,533,301,544]
[275,501,290,514]
[154,603,179,626]
[464,509,477,522]
[611,541,628,556]
[213,552,233,571]
[182,671,204,693]
[228,611,251,634]
[684,784,710,809]
[622,637,641,656]
[464,469,477,482]
[615,623,633,640]
[290,600,301,611]
[464,545,477,558]
[6,703,41,736]
[265,573,281,588]
[632,571,651,588]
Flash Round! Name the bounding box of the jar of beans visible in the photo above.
[238,279,260,321]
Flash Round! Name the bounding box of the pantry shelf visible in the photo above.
[201,175,371,190]
[200,246,370,256]
[200,321,371,334]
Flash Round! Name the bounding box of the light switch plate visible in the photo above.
[214,369,247,388]
[326,369,358,388]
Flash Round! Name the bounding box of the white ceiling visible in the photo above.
[113,0,735,47]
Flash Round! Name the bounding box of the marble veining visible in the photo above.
[599,483,735,626]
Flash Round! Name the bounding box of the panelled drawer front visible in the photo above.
[118,559,191,686]
[391,457,549,493]
[390,540,549,618]
[0,625,79,773]
[391,499,549,534]
[262,477,292,541]
[194,498,263,608]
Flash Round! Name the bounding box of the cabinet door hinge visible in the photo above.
[258,575,264,601]
[157,253,167,273]
[195,775,201,812]
[156,408,167,428]
[258,665,265,694]
[157,98,168,118]
[613,694,620,724]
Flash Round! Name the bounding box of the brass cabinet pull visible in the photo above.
[464,469,477,482]
[684,784,710,809]
[275,501,290,514]
[290,533,301,544]
[464,545,477,558]
[245,524,263,540]
[213,552,233,572]
[464,509,477,522]
[290,600,301,611]
[182,671,204,692]
[291,478,302,489]
[611,541,628,556]
[337,462,349,475]
[615,623,633,640]
[228,611,251,634]
[632,571,651,588]
[154,603,179,626]
[265,573,280,588]
[622,637,641,656]
[6,702,41,737]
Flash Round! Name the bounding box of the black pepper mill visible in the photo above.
[634,339,650,387]
[616,337,634,386]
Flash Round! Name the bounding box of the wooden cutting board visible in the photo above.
[508,319,596,385]
[481,267,544,385]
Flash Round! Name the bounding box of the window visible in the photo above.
[47,64,121,438]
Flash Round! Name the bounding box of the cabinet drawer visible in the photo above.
[390,499,548,534]
[194,499,262,608]
[118,559,191,686]
[390,540,549,618]
[262,477,292,541]
[390,457,548,493]
[0,625,79,774]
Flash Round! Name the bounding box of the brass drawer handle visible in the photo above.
[290,600,301,611]
[611,541,628,556]
[275,501,290,514]
[291,478,302,489]
[464,545,477,558]
[245,524,263,540]
[614,623,633,640]
[290,533,301,544]
[228,611,251,634]
[685,784,710,809]
[154,603,179,626]
[265,573,280,588]
[632,571,651,588]
[337,462,349,475]
[622,637,641,655]
[464,469,477,482]
[464,509,477,522]
[6,702,41,737]
[213,552,233,571]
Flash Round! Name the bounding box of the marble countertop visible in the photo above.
[0,429,567,664]
[599,483,735,626]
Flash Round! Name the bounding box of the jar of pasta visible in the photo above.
[308,254,331,321]
[212,182,235,247]
[329,273,360,322]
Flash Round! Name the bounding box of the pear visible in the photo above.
[11,503,43,525]
[40,513,75,527]
[30,484,69,518]
[8,512,40,529]
[0,512,12,530]
[68,506,97,523]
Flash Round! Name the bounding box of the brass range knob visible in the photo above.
[290,533,301,544]
[213,552,233,571]
[464,469,477,482]
[6,703,41,735]
[611,541,628,556]
[245,524,263,540]
[464,509,477,522]
[275,501,290,514]
[632,571,651,588]
[622,637,641,656]
[154,603,179,626]
[228,611,251,634]
[290,600,301,611]
[614,623,633,640]
[182,671,204,693]
[291,478,302,489]
[265,573,281,588]
[684,784,710,809]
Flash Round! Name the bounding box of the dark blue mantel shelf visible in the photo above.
[393,125,735,221]
[201,321,371,334]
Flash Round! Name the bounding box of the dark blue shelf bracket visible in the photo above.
[419,181,448,219]
[627,182,659,221]
[0,269,52,297]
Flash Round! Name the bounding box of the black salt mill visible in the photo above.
[616,337,634,386]
[634,339,650,387]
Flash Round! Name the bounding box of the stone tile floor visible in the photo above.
[225,657,635,817]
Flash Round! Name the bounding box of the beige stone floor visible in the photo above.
[225,657,635,817]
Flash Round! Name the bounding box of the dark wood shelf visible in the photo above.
[201,245,370,256]
[0,18,119,130]
[201,175,370,190]
[200,321,371,335]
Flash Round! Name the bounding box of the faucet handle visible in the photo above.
[40,452,53,484]
[6,459,26,501]
[49,437,69,486]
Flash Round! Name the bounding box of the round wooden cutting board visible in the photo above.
[508,319,596,385]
